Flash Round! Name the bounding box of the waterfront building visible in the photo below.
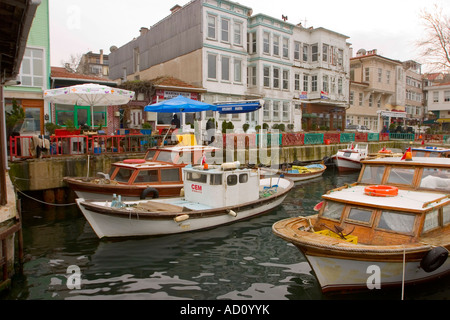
[424,81,450,131]
[3,0,50,136]
[108,0,351,133]
[348,49,406,132]
[404,60,425,126]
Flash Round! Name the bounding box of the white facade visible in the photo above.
[425,82,450,128]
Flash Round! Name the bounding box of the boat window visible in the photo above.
[156,151,177,164]
[360,165,385,185]
[210,174,222,185]
[321,201,345,221]
[377,211,415,234]
[114,168,134,183]
[186,172,207,183]
[239,173,248,183]
[420,168,450,191]
[414,151,427,157]
[422,209,439,233]
[429,152,440,158]
[161,169,180,182]
[347,207,373,224]
[227,174,238,186]
[386,167,415,186]
[108,167,117,178]
[135,170,158,183]
[443,206,450,226]
[145,149,157,160]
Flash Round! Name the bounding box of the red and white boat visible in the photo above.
[331,143,368,172]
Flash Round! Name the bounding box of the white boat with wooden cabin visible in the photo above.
[331,143,369,172]
[76,162,294,238]
[412,146,450,158]
[273,155,450,293]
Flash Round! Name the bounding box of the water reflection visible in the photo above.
[3,170,449,300]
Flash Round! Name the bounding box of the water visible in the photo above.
[2,170,449,301]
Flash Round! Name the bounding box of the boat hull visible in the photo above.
[303,251,450,293]
[78,178,294,238]
[65,177,183,201]
[261,165,326,182]
[332,154,362,172]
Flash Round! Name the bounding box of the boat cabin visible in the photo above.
[358,157,450,192]
[183,163,260,208]
[315,184,450,246]
[107,161,185,186]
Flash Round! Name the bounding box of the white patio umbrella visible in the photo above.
[44,83,135,128]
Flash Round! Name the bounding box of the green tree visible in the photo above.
[5,99,24,137]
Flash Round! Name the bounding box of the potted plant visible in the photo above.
[141,122,152,135]
[243,123,250,133]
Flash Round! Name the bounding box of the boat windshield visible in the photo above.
[386,167,415,186]
[114,168,134,183]
[377,211,415,234]
[419,167,450,191]
[156,151,178,164]
[145,149,157,160]
[321,201,345,221]
[360,165,385,185]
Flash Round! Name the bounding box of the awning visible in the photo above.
[436,118,450,123]
[213,100,263,114]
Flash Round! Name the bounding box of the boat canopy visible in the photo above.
[213,100,263,114]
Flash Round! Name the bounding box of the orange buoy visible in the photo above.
[123,159,146,164]
[364,185,398,197]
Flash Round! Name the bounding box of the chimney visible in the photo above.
[140,27,149,36]
[170,5,182,14]
[100,49,104,65]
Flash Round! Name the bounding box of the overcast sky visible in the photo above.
[49,0,449,72]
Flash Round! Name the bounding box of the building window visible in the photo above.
[283,70,289,90]
[378,68,382,82]
[302,44,308,62]
[433,91,439,103]
[311,44,318,62]
[273,101,280,121]
[221,56,230,81]
[311,75,318,92]
[338,78,343,95]
[323,74,329,93]
[19,48,44,87]
[359,93,363,106]
[221,18,230,42]
[369,94,373,107]
[386,70,391,84]
[252,32,257,53]
[263,32,270,54]
[350,91,354,105]
[263,101,270,121]
[273,35,280,56]
[322,44,328,62]
[377,98,381,108]
[282,38,289,58]
[208,54,217,79]
[337,49,344,66]
[303,74,309,92]
[294,73,300,91]
[294,42,300,60]
[365,68,370,82]
[234,59,242,83]
[273,67,280,89]
[233,22,242,45]
[282,101,290,121]
[207,15,217,39]
[445,91,450,102]
[263,66,270,87]
[250,66,257,86]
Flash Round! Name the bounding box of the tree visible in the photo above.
[5,99,24,137]
[60,53,83,73]
[417,4,450,72]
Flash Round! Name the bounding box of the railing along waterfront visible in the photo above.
[8,131,449,161]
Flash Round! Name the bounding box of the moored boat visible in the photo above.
[273,156,450,293]
[77,162,294,238]
[331,143,368,172]
[64,145,219,200]
[412,146,450,158]
[261,163,326,182]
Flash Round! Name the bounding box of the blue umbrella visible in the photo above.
[144,95,216,113]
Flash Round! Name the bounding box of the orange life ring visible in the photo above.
[378,149,392,154]
[364,185,398,197]
[123,159,146,164]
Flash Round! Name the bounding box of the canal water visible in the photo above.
[2,169,449,301]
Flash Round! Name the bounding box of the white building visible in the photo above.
[424,81,450,131]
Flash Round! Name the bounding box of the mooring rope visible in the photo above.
[15,188,77,207]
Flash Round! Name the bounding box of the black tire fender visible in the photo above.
[420,246,448,273]
[140,187,159,200]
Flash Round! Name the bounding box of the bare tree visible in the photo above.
[60,53,83,73]
[417,4,450,72]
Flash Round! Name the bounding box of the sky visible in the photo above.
[49,0,450,72]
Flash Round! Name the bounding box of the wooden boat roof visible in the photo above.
[322,185,449,213]
[361,156,450,167]
[113,161,184,169]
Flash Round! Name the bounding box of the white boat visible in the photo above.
[76,162,294,238]
[412,146,450,158]
[273,156,450,293]
[332,142,368,172]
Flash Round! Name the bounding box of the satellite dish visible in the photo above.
[357,49,366,56]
